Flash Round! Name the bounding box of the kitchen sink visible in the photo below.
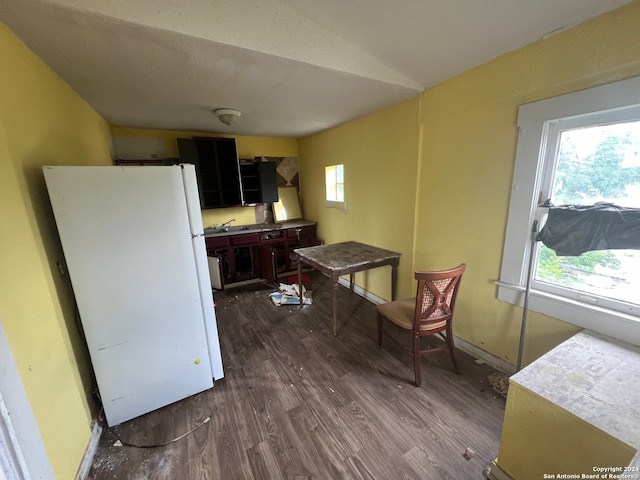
[222,225,249,232]
[204,223,284,235]
[205,225,249,234]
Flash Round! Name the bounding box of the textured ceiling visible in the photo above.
[0,0,633,138]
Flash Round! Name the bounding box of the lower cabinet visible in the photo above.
[205,223,318,289]
[234,246,255,282]
[256,225,320,283]
[286,224,321,270]
[230,233,260,283]
[258,230,287,282]
[205,236,230,289]
[256,245,277,284]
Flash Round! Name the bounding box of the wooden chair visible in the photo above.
[376,264,466,386]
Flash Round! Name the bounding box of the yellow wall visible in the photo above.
[416,0,640,366]
[299,1,640,367]
[0,26,297,477]
[0,23,113,478]
[4,1,640,476]
[298,98,421,300]
[498,384,635,479]
[110,126,298,228]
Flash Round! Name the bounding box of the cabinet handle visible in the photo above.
[296,228,302,240]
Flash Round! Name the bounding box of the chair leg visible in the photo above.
[445,327,460,374]
[376,312,383,348]
[413,334,422,386]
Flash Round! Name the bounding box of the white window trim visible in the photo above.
[325,199,346,209]
[325,164,346,209]
[498,76,640,346]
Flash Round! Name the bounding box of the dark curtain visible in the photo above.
[536,202,640,256]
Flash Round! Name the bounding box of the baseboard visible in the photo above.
[75,419,103,480]
[453,337,516,375]
[222,277,265,289]
[337,277,387,305]
[337,278,516,375]
[484,459,514,480]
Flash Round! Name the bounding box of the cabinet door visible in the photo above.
[286,225,318,244]
[257,246,277,283]
[193,139,224,207]
[239,162,261,204]
[178,137,241,208]
[231,233,260,247]
[214,138,242,206]
[239,161,279,205]
[215,248,233,284]
[207,255,224,290]
[286,225,319,271]
[258,162,278,203]
[177,138,206,206]
[206,236,230,250]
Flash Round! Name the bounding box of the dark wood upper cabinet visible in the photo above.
[177,137,241,208]
[240,161,279,205]
[178,136,279,208]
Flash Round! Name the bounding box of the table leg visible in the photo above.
[332,278,338,336]
[391,264,398,300]
[349,273,355,292]
[297,256,303,307]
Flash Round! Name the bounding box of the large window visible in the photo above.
[499,76,640,345]
[534,119,640,314]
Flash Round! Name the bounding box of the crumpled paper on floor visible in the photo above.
[269,283,312,306]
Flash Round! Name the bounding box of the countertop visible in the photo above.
[204,219,316,238]
[511,330,640,450]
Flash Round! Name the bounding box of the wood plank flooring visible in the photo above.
[87,273,506,479]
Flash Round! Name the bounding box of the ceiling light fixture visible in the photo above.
[213,108,241,126]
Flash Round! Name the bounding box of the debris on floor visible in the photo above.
[488,372,510,398]
[463,447,475,460]
[269,283,312,306]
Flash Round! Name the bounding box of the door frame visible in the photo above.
[0,320,54,479]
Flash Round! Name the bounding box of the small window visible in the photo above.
[325,164,345,208]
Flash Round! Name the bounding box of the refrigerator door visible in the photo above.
[180,165,224,379]
[43,165,214,426]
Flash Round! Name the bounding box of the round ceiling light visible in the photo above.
[213,108,241,126]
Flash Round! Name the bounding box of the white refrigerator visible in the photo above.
[43,164,224,426]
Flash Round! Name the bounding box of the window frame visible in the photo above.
[531,113,640,316]
[498,76,640,346]
[325,164,345,209]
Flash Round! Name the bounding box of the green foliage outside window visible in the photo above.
[536,126,640,287]
[537,245,621,287]
[553,133,640,205]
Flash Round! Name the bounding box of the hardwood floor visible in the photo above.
[87,273,506,479]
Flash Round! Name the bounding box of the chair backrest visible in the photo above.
[413,264,466,334]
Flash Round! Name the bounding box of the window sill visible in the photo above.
[325,200,346,209]
[496,281,640,347]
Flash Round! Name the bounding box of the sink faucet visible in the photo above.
[220,218,235,228]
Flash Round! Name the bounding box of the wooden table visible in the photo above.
[294,241,401,336]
